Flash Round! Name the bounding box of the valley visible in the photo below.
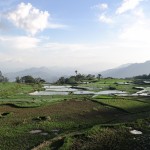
[0,77,150,149]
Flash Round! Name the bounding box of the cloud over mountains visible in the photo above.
[116,0,144,14]
[5,3,65,35]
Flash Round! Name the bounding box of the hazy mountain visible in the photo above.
[4,67,76,82]
[3,60,150,81]
[101,61,150,78]
[116,63,133,69]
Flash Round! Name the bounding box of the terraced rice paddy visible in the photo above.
[0,79,150,150]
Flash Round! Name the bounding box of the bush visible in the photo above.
[108,86,116,90]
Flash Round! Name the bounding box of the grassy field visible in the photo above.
[93,97,150,113]
[79,78,138,93]
[0,79,150,150]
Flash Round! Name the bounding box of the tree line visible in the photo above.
[0,71,8,82]
[0,70,102,84]
[15,75,45,84]
[56,72,102,85]
[134,74,150,79]
[0,70,45,83]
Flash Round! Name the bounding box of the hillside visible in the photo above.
[101,61,150,78]
[3,60,150,81]
[4,67,58,82]
[4,67,76,82]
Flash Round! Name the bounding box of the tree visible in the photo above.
[16,77,21,83]
[97,74,102,80]
[17,76,45,84]
[76,74,85,81]
[65,77,76,84]
[0,71,4,82]
[0,71,2,76]
[57,77,66,84]
[20,75,35,83]
[3,77,9,82]
[134,74,150,79]
[75,70,78,75]
[86,74,95,80]
[35,78,46,83]
[0,71,8,82]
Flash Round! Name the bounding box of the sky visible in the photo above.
[0,0,150,73]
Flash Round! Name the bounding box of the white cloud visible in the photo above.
[5,3,65,35]
[48,23,67,29]
[132,8,144,17]
[120,19,150,43]
[116,0,144,14]
[92,3,108,10]
[101,3,108,10]
[0,36,40,50]
[1,0,150,72]
[91,0,150,65]
[0,34,150,72]
[116,1,150,44]
[92,3,113,24]
[99,14,113,24]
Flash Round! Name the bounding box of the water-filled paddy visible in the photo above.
[30,85,127,96]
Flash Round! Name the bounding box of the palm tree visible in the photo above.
[97,74,102,80]
[75,70,78,75]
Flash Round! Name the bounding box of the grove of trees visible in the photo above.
[0,71,8,82]
[15,75,45,84]
[134,74,150,79]
[56,73,96,85]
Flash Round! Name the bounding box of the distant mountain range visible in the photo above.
[3,60,150,82]
[101,61,150,78]
[4,67,75,82]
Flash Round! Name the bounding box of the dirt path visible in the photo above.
[31,132,83,150]
[31,136,64,150]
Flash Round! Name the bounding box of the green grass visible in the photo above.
[0,81,150,149]
[78,78,138,93]
[94,95,114,99]
[0,98,123,149]
[94,98,150,113]
[0,82,38,98]
[56,122,150,150]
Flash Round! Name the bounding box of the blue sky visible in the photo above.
[0,0,150,72]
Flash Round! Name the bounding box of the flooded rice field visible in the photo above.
[30,85,127,96]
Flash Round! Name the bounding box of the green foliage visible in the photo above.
[21,75,35,83]
[108,86,116,90]
[95,98,150,113]
[0,82,35,98]
[57,77,66,84]
[59,137,74,150]
[15,75,45,84]
[65,76,76,84]
[97,73,102,80]
[134,74,150,79]
[0,78,150,150]
[0,71,8,82]
[56,74,96,85]
[94,95,114,99]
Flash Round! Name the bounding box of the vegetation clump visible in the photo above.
[0,71,8,82]
[56,72,96,85]
[16,75,45,84]
[32,116,51,122]
[0,112,13,118]
[0,74,150,150]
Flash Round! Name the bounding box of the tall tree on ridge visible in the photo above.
[75,70,78,75]
[97,74,102,80]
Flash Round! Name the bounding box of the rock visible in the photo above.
[30,130,42,134]
[40,132,49,136]
[32,116,51,121]
[130,130,142,135]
